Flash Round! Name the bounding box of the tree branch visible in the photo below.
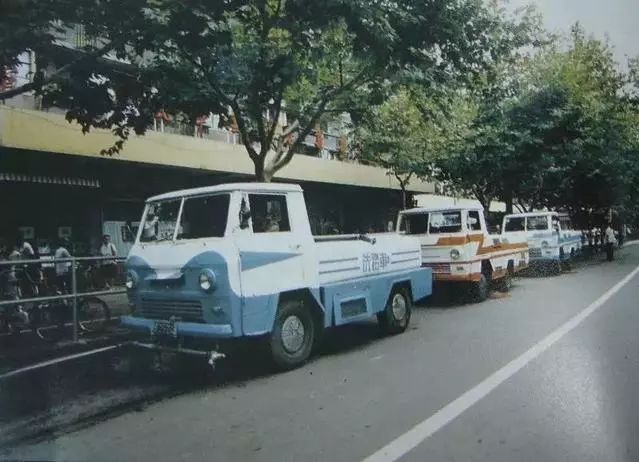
[265,89,284,151]
[0,41,119,100]
[187,53,259,162]
[228,97,260,162]
[270,65,375,172]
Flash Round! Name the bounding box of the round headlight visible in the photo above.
[541,241,549,248]
[125,270,138,289]
[450,248,461,260]
[199,269,216,292]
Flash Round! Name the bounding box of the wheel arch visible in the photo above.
[387,279,413,305]
[277,288,325,332]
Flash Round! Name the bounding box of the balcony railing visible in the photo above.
[2,94,359,163]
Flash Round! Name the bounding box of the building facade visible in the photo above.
[0,104,434,257]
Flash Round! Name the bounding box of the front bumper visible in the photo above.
[121,315,233,338]
[529,247,559,261]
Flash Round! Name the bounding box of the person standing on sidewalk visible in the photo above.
[54,239,72,292]
[604,223,616,261]
[99,234,118,288]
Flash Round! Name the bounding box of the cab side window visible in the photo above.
[467,211,482,231]
[249,194,291,233]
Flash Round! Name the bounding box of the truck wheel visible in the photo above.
[551,259,562,275]
[378,287,412,335]
[269,299,315,370]
[470,273,489,302]
[495,272,512,292]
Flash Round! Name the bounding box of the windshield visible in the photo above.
[429,211,462,234]
[527,216,550,231]
[139,199,181,242]
[139,194,230,242]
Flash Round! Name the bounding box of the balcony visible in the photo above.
[0,103,434,193]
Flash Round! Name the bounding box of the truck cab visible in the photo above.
[122,183,432,369]
[397,205,528,302]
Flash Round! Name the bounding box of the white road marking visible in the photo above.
[363,264,639,462]
[370,355,384,361]
[0,343,128,381]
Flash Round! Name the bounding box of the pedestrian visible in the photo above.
[99,234,118,288]
[17,236,35,260]
[15,235,41,295]
[386,221,394,233]
[604,222,616,261]
[54,239,72,292]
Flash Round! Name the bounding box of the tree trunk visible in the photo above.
[401,185,407,210]
[254,158,270,182]
[503,188,513,214]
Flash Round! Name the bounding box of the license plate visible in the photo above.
[152,319,177,338]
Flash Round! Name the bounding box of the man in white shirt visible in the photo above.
[604,223,616,261]
[99,234,118,288]
[55,239,72,291]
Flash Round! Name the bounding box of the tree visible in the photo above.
[430,20,639,218]
[1,0,500,182]
[355,89,427,209]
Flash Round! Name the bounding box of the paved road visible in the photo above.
[4,245,639,461]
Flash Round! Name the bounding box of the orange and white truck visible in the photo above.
[396,204,529,302]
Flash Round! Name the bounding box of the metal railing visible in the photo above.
[0,255,127,342]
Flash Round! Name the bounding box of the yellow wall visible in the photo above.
[0,106,434,193]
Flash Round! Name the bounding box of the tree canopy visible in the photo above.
[1,0,500,181]
[427,24,639,219]
[2,1,639,221]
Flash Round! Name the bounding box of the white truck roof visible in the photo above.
[503,211,567,218]
[148,182,302,202]
[401,204,484,214]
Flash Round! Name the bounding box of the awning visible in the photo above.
[0,172,101,188]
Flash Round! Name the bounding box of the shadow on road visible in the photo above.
[0,320,395,449]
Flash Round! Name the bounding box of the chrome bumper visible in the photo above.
[121,315,233,338]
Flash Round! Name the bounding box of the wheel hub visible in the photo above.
[391,293,407,320]
[281,315,305,353]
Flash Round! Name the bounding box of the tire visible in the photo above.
[78,297,111,333]
[495,272,513,292]
[32,306,65,342]
[377,287,412,335]
[269,299,315,370]
[470,273,489,302]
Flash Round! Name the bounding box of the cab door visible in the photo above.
[233,192,306,335]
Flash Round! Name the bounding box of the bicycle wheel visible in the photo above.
[32,306,65,342]
[78,297,111,333]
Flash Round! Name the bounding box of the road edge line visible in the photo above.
[0,343,129,381]
[362,263,639,462]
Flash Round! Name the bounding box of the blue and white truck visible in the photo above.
[122,183,432,369]
[501,211,581,273]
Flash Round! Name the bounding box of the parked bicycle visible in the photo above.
[0,262,111,342]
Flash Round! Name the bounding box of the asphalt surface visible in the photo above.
[3,245,639,461]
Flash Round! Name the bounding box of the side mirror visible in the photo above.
[239,198,251,230]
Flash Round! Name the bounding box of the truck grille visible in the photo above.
[423,263,451,274]
[529,248,542,258]
[139,297,204,323]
